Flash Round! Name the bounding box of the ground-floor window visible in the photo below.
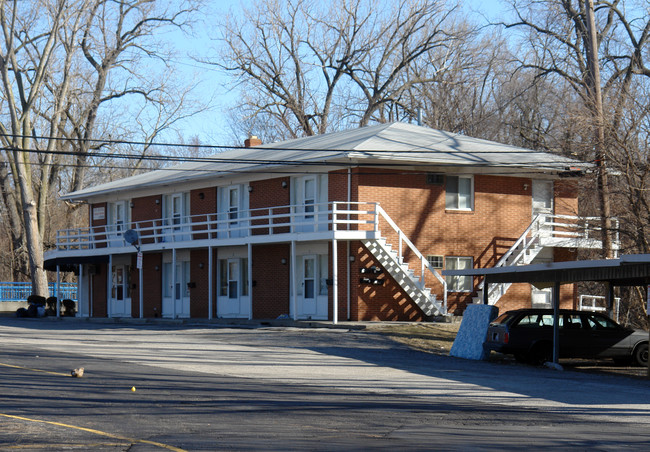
[445,256,473,292]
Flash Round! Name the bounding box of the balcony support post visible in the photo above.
[208,246,213,320]
[291,240,297,321]
[248,242,253,320]
[332,238,338,324]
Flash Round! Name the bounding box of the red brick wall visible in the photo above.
[91,263,107,317]
[131,195,162,244]
[349,169,535,316]
[190,249,210,317]
[252,244,290,318]
[90,202,108,248]
[250,177,291,235]
[190,188,217,240]
[345,242,426,321]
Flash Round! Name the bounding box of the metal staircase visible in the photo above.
[474,214,617,305]
[363,206,447,317]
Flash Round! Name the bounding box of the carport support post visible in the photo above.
[56,265,61,318]
[483,277,489,305]
[139,263,143,319]
[552,282,561,364]
[647,285,650,378]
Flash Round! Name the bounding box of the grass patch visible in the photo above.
[370,322,460,355]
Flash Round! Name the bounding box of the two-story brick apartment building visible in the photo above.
[45,122,613,321]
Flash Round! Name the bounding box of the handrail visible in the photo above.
[481,213,620,304]
[0,282,78,302]
[54,201,379,250]
[375,204,447,313]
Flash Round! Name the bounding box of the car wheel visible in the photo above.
[633,343,648,367]
[514,353,527,363]
[528,342,552,365]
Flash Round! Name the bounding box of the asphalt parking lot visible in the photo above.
[1,318,650,451]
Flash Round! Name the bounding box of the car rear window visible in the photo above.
[491,312,517,325]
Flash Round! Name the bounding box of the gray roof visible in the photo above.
[63,122,586,201]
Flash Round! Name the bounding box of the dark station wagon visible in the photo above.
[485,309,649,366]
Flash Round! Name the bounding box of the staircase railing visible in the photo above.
[375,205,447,313]
[480,213,619,304]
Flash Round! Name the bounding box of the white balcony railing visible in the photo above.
[54,202,381,251]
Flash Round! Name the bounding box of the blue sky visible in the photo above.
[165,0,510,145]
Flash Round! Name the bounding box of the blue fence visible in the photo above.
[0,283,78,302]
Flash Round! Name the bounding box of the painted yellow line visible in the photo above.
[0,362,69,377]
[0,413,186,452]
[4,442,127,449]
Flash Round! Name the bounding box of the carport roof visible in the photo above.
[442,254,650,286]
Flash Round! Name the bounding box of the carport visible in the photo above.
[443,254,650,373]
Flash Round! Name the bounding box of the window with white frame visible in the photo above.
[445,256,473,292]
[445,175,473,210]
[427,255,443,269]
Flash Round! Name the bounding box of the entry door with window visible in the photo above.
[295,177,317,232]
[110,265,131,317]
[218,186,246,238]
[532,180,554,236]
[162,261,190,318]
[109,201,128,245]
[163,193,189,241]
[217,258,249,318]
[228,187,239,236]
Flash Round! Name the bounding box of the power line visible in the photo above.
[0,132,586,157]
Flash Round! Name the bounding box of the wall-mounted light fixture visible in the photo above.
[349,256,355,262]
[281,258,287,265]
[281,181,288,189]
[199,263,204,269]
[198,192,205,199]
[130,201,134,208]
[248,185,253,193]
[155,199,160,205]
[154,265,160,271]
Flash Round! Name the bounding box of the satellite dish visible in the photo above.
[123,229,139,246]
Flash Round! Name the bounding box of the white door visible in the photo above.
[109,201,127,245]
[171,194,183,230]
[532,180,554,236]
[301,255,317,316]
[217,258,250,318]
[228,187,239,237]
[162,261,190,318]
[110,265,131,317]
[295,177,317,232]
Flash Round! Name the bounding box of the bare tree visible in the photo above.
[0,0,202,295]
[214,0,465,139]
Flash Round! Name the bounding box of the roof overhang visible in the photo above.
[443,254,650,287]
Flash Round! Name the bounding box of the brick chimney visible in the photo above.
[244,135,262,147]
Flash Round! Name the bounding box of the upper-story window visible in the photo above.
[446,175,473,211]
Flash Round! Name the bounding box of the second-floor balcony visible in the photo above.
[48,201,618,259]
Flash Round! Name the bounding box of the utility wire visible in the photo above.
[0,132,586,157]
